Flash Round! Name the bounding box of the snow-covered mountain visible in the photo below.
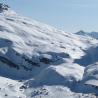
[76,30,98,39]
[0,4,98,98]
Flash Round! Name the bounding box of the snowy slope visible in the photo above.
[83,62,98,87]
[0,4,98,98]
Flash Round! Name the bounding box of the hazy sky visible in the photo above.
[2,0,98,33]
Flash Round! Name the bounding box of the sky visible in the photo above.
[1,0,98,33]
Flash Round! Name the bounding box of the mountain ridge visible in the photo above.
[0,4,98,98]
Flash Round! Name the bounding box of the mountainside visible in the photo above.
[0,4,98,98]
[76,30,98,39]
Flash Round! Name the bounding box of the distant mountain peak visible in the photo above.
[76,30,98,39]
[75,30,86,35]
[0,3,10,13]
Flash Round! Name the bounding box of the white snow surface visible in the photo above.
[0,8,98,98]
[83,62,98,86]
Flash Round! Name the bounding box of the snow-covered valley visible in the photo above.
[0,3,98,98]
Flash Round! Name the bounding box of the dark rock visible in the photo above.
[0,3,9,13]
